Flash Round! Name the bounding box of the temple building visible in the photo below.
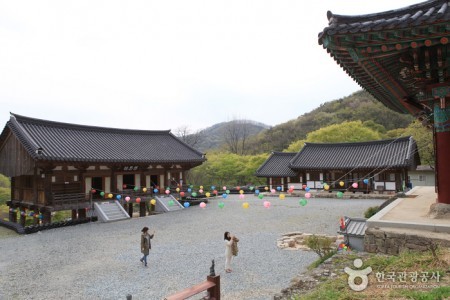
[0,113,205,224]
[255,137,420,193]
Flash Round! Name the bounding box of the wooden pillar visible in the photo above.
[9,208,17,223]
[20,208,26,226]
[207,275,220,300]
[72,209,78,220]
[435,130,450,204]
[433,99,450,204]
[139,202,146,217]
[128,203,133,218]
[43,211,51,224]
[78,208,86,219]
[33,209,39,225]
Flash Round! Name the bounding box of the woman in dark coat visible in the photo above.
[140,227,155,267]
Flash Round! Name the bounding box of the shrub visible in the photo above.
[304,234,334,259]
[364,206,380,218]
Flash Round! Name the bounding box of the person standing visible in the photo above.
[140,227,155,267]
[224,231,239,273]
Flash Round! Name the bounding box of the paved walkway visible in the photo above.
[367,186,450,237]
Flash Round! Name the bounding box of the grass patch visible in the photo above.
[293,248,449,300]
[308,250,337,270]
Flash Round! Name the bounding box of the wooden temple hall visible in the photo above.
[0,113,206,224]
[319,0,450,205]
[255,137,420,193]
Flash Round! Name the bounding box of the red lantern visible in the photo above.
[236,186,240,190]
[136,197,141,203]
[123,184,127,189]
[302,184,307,190]
[180,192,185,197]
[91,189,96,194]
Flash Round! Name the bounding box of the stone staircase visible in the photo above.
[94,200,130,222]
[154,195,184,212]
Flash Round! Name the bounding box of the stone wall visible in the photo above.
[364,227,450,254]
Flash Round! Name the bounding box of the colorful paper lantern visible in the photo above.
[305,187,310,192]
[116,195,122,200]
[226,190,230,194]
[91,189,96,194]
[222,186,227,191]
[258,194,264,199]
[168,200,174,206]
[125,196,131,202]
[192,192,197,197]
[222,193,227,199]
[352,183,358,189]
[239,190,244,194]
[336,191,344,198]
[270,189,276,194]
[242,202,249,209]
[299,198,307,206]
[180,192,185,197]
[264,186,269,191]
[176,187,180,192]
[206,192,211,197]
[150,199,156,205]
[136,197,141,203]
[305,192,311,199]
[276,186,281,191]
[153,188,159,193]
[199,189,204,193]
[218,202,225,208]
[239,194,245,199]
[263,201,271,208]
[108,193,113,199]
[199,202,206,208]
[255,189,260,195]
[279,194,285,200]
[134,186,139,191]
[200,185,204,189]
[324,185,329,190]
[183,202,190,208]
[339,181,345,187]
[143,187,148,192]
[100,192,105,197]
[363,179,369,184]
[165,190,170,195]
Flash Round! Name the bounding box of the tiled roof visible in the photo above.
[290,136,419,170]
[255,152,298,177]
[2,113,206,164]
[319,0,449,39]
[338,217,367,237]
[317,0,450,115]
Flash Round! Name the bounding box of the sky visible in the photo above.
[0,0,425,133]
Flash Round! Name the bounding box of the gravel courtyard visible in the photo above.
[0,195,385,300]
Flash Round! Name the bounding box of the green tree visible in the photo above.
[305,121,381,143]
[385,120,434,167]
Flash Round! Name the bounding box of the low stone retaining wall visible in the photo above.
[364,227,450,254]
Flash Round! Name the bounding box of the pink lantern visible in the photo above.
[222,186,227,191]
[290,185,294,190]
[239,194,245,199]
[271,189,276,194]
[165,190,170,195]
[136,197,141,203]
[199,189,204,193]
[125,196,131,202]
[305,192,311,199]
[199,202,206,208]
[352,183,358,189]
[263,201,271,208]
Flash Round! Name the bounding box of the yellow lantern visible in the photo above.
[324,185,329,190]
[200,185,204,189]
[279,194,285,200]
[205,192,211,197]
[242,202,249,209]
[108,193,113,199]
[239,190,244,194]
[176,187,180,192]
[143,187,147,192]
[264,186,269,191]
[150,199,156,205]
[339,181,345,187]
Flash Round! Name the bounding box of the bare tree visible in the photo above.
[173,125,204,148]
[223,119,251,154]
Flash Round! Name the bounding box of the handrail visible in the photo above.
[164,275,220,300]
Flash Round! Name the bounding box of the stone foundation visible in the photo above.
[364,227,450,254]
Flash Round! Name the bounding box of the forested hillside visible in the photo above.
[243,90,414,154]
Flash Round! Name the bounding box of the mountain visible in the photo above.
[192,120,269,153]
